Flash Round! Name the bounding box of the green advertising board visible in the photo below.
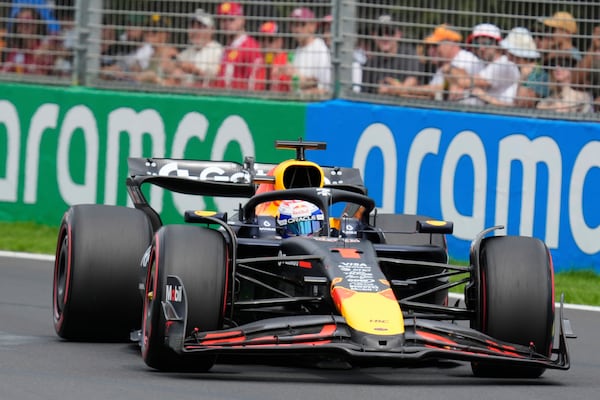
[0,83,306,226]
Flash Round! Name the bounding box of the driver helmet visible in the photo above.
[276,200,324,238]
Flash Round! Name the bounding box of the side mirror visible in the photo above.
[416,220,454,235]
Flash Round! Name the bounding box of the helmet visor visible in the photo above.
[285,219,322,236]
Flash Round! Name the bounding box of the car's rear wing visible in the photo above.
[127,157,257,196]
[126,157,366,230]
[127,157,365,193]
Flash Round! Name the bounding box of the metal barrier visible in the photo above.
[1,1,599,120]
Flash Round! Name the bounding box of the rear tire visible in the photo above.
[142,225,228,372]
[53,205,153,341]
[471,236,554,378]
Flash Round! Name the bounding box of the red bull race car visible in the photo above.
[52,140,573,377]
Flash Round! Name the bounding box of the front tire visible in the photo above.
[53,205,153,341]
[471,236,554,378]
[142,225,228,372]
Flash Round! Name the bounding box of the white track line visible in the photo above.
[2,250,598,312]
[0,250,54,262]
[448,293,600,313]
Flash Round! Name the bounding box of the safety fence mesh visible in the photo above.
[1,1,599,120]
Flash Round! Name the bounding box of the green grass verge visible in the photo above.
[1,221,599,306]
[554,270,600,306]
[0,221,59,254]
[448,270,600,307]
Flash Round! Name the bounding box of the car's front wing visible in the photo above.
[162,296,571,370]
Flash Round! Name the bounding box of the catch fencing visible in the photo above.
[1,1,599,120]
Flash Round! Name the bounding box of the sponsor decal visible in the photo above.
[313,237,360,243]
[157,162,252,183]
[337,262,380,292]
[0,92,304,226]
[165,284,183,302]
[257,216,276,232]
[278,213,324,226]
[275,250,311,268]
[316,188,331,197]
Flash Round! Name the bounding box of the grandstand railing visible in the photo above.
[1,0,599,121]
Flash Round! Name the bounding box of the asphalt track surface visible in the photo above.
[1,252,599,400]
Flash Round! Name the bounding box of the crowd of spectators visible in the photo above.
[1,2,600,113]
[362,12,596,113]
[96,2,333,95]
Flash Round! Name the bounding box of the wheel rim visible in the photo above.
[141,245,158,361]
[53,232,70,327]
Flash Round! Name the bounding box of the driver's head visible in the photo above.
[276,200,324,238]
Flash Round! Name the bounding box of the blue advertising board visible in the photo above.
[306,100,600,273]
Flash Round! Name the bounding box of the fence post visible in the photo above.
[73,0,102,86]
[334,0,356,97]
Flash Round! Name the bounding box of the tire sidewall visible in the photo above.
[141,225,227,371]
[472,235,554,377]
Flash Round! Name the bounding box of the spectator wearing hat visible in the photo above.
[213,1,265,91]
[414,37,441,85]
[538,11,581,62]
[458,23,519,105]
[527,13,580,108]
[257,21,291,92]
[388,24,482,100]
[176,9,223,88]
[133,14,181,85]
[288,7,332,94]
[362,14,424,95]
[572,25,600,112]
[536,55,593,113]
[507,27,551,108]
[472,27,548,108]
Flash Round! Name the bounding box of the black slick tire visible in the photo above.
[53,205,153,341]
[141,225,228,372]
[471,236,554,378]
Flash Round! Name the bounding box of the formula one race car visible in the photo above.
[52,140,572,378]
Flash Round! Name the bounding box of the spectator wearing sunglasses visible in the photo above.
[460,24,520,105]
[362,14,423,95]
[536,55,593,113]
